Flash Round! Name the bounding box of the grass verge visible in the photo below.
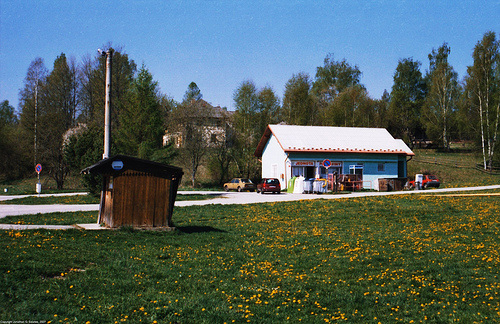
[0,175,85,195]
[0,211,98,225]
[0,195,99,205]
[0,193,221,205]
[1,195,500,323]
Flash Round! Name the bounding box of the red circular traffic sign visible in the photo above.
[35,164,42,174]
[322,159,331,168]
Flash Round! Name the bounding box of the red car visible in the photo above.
[257,178,281,194]
[409,174,440,189]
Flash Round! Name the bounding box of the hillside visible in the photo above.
[408,148,500,188]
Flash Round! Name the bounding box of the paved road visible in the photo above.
[1,185,499,219]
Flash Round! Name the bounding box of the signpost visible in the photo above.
[322,159,332,169]
[322,159,338,192]
[35,164,42,195]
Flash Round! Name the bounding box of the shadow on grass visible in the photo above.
[177,225,227,234]
[175,193,225,201]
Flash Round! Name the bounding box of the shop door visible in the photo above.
[306,167,315,179]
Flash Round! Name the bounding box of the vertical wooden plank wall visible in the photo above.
[153,176,171,227]
[99,176,115,227]
[107,170,174,228]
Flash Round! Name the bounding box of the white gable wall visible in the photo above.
[261,134,289,189]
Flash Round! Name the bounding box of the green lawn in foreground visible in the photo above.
[1,195,500,323]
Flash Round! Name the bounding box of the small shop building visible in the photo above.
[254,125,414,191]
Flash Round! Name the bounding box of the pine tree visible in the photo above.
[116,65,165,158]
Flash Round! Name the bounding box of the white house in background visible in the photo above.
[254,124,415,191]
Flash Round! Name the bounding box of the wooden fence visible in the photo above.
[412,157,500,174]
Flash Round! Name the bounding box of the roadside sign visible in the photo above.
[35,164,42,174]
[322,159,331,169]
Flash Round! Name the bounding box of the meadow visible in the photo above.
[408,149,500,188]
[1,192,500,323]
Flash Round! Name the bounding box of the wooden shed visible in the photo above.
[378,178,408,192]
[82,155,183,229]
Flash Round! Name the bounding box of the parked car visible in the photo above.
[257,178,281,194]
[224,178,256,192]
[408,174,440,189]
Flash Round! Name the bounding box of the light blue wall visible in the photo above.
[261,141,409,190]
[287,152,406,190]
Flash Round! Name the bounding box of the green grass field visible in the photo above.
[1,193,500,323]
[408,149,500,188]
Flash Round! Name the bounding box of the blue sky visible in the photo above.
[1,0,499,112]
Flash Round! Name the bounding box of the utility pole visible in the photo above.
[34,77,38,166]
[99,48,113,159]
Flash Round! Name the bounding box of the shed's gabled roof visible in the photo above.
[254,125,414,157]
[81,155,183,179]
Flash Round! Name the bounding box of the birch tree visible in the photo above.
[466,31,500,170]
[19,58,48,166]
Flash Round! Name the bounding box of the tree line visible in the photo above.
[0,31,499,189]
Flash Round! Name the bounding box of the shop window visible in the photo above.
[349,165,363,176]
